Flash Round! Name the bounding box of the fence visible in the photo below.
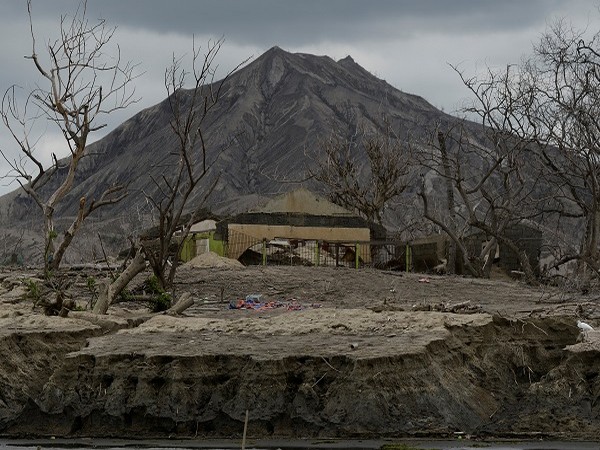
[226,233,416,270]
[222,227,542,275]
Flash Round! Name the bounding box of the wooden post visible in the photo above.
[335,244,339,267]
[262,238,267,266]
[355,243,360,269]
[241,409,249,450]
[315,240,320,267]
[405,244,411,273]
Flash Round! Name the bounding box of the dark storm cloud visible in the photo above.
[10,0,567,46]
[0,0,595,120]
[99,0,563,36]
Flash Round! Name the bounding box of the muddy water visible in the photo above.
[0,439,599,450]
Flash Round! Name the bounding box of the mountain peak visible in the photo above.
[337,54,373,79]
[264,45,286,55]
[251,46,294,73]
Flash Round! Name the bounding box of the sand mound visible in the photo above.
[184,251,244,269]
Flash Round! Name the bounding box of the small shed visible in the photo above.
[395,223,542,276]
[464,223,542,275]
[180,219,224,262]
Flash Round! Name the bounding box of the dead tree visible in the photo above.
[140,39,247,295]
[418,120,544,284]
[418,124,482,278]
[529,21,600,277]
[450,18,600,281]
[310,126,412,226]
[0,229,25,265]
[94,39,247,314]
[0,1,136,273]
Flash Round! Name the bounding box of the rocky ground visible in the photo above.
[0,260,599,441]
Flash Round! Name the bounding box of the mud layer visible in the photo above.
[0,266,599,440]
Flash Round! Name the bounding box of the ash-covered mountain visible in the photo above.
[0,46,462,262]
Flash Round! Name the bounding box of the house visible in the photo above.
[215,188,386,265]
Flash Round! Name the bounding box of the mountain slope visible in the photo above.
[0,46,459,263]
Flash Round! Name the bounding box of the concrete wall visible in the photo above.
[218,213,383,237]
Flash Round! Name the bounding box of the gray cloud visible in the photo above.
[12,1,571,45]
[0,0,598,196]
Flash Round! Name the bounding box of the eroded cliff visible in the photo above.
[1,309,598,440]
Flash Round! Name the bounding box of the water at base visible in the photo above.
[0,439,599,450]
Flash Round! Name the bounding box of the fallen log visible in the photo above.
[166,292,194,316]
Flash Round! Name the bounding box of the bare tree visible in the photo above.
[528,21,600,277]
[449,18,600,280]
[94,39,247,314]
[0,1,137,273]
[310,125,412,227]
[418,124,484,278]
[418,119,545,283]
[139,40,223,296]
[0,229,25,266]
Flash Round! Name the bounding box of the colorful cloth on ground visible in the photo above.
[229,297,320,311]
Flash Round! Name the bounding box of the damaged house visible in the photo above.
[404,223,543,276]
[215,188,386,266]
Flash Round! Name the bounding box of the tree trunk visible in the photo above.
[419,188,481,277]
[518,249,538,285]
[51,197,86,271]
[579,208,600,276]
[93,281,111,315]
[166,292,194,316]
[481,238,497,278]
[43,209,55,272]
[93,249,147,314]
[438,131,457,274]
[498,236,538,285]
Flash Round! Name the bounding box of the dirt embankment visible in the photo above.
[0,266,599,440]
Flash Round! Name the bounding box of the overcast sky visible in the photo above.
[0,0,599,195]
